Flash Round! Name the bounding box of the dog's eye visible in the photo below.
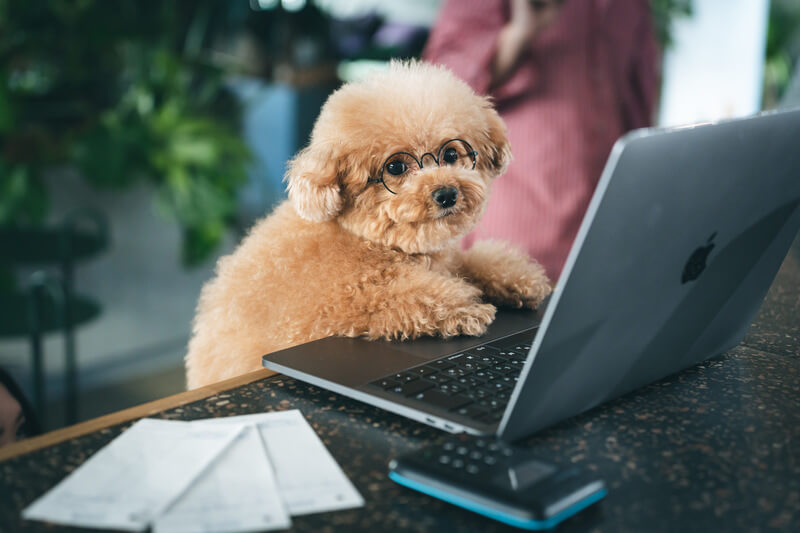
[386,160,408,176]
[443,148,459,164]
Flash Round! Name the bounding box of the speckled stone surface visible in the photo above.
[742,249,800,358]
[1,248,798,533]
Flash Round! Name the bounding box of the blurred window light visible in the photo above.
[251,0,280,10]
[658,0,770,127]
[314,0,442,26]
[337,59,390,83]
[314,0,366,19]
[282,0,307,12]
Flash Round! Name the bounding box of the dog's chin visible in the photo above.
[388,220,467,254]
[387,205,484,254]
[338,206,479,255]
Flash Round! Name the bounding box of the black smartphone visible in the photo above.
[389,433,606,530]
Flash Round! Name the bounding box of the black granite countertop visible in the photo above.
[1,249,798,533]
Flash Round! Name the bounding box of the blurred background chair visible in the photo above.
[0,209,108,425]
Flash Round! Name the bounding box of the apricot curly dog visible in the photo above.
[185,61,551,389]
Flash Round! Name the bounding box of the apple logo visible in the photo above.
[682,232,717,283]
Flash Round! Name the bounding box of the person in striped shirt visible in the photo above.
[424,0,660,279]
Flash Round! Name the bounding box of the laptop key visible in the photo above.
[425,373,452,384]
[485,369,505,381]
[466,387,493,400]
[413,366,439,377]
[492,364,516,374]
[475,354,502,365]
[428,359,456,370]
[453,404,489,419]
[488,381,512,392]
[413,389,473,410]
[438,383,466,395]
[392,372,418,383]
[371,378,400,389]
[457,376,484,388]
[504,344,526,352]
[472,370,494,381]
[486,397,507,411]
[462,354,491,367]
[476,395,507,409]
[392,379,434,396]
[443,367,472,378]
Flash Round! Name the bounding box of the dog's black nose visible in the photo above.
[433,187,458,208]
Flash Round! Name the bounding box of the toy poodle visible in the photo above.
[185,61,551,389]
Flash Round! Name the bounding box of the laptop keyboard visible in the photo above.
[368,330,536,426]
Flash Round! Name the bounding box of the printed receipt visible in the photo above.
[22,410,363,532]
[153,424,291,533]
[195,410,365,515]
[22,419,239,531]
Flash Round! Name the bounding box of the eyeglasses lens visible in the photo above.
[379,140,476,194]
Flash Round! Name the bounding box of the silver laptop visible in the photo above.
[263,108,800,441]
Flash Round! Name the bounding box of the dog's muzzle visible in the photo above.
[432,186,458,209]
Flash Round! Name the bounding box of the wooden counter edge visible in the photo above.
[0,368,277,463]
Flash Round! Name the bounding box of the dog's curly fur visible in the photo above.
[185,61,551,389]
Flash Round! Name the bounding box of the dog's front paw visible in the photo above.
[438,302,497,337]
[462,241,552,309]
[489,267,552,310]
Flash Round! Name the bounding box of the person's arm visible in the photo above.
[423,0,509,95]
[0,383,23,447]
[491,0,562,88]
[424,0,564,102]
[0,368,40,446]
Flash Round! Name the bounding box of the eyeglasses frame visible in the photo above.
[367,138,478,195]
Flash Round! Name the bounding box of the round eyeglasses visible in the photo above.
[367,138,478,194]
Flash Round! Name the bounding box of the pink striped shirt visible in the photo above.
[424,0,659,279]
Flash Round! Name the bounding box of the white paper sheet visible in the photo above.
[196,410,365,515]
[22,419,240,532]
[153,424,291,533]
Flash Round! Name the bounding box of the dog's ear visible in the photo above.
[285,143,343,222]
[483,105,513,177]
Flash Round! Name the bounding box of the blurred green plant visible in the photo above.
[764,0,800,108]
[0,0,249,266]
[649,0,693,49]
